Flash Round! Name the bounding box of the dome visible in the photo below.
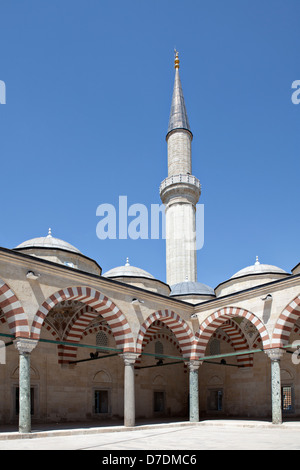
[102,258,170,296]
[14,228,101,276]
[15,229,81,254]
[231,256,288,279]
[170,280,215,297]
[103,258,155,279]
[215,256,289,298]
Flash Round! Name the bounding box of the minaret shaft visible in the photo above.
[167,129,192,176]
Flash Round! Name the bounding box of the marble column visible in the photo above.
[265,348,284,425]
[14,338,38,433]
[187,360,201,422]
[120,353,139,427]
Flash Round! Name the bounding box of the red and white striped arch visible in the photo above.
[194,307,270,359]
[136,310,194,358]
[31,286,134,351]
[272,294,300,348]
[0,280,29,338]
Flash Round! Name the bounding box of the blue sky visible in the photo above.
[0,0,299,289]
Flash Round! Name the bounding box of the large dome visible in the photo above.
[15,229,81,254]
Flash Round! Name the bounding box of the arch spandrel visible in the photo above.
[272,294,300,348]
[0,279,29,338]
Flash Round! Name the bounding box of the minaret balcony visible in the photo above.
[159,174,201,206]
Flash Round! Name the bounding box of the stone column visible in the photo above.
[14,338,38,433]
[120,353,138,427]
[265,348,284,425]
[187,360,201,422]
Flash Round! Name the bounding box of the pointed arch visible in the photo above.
[272,294,300,348]
[31,286,134,351]
[0,280,29,338]
[194,307,270,359]
[136,309,194,358]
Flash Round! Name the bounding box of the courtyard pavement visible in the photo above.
[0,419,300,450]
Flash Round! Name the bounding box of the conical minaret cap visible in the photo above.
[167,51,192,137]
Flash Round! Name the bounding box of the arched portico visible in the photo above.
[29,287,136,428]
[136,310,194,421]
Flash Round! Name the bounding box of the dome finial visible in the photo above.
[174,49,180,69]
[255,256,260,265]
[47,228,52,238]
[125,257,130,266]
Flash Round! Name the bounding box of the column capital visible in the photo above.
[186,360,202,371]
[120,352,139,366]
[14,338,38,355]
[265,348,285,361]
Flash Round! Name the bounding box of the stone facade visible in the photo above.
[0,246,299,430]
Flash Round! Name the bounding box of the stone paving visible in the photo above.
[0,420,300,450]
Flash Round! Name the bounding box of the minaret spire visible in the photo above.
[167,50,191,137]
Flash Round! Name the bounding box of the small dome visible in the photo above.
[170,280,215,297]
[231,256,288,279]
[103,258,155,280]
[15,228,81,254]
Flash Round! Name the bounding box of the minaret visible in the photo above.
[160,51,201,286]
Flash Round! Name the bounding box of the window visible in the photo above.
[64,262,75,268]
[155,341,163,361]
[96,331,108,353]
[207,389,223,411]
[210,339,220,356]
[154,391,165,413]
[94,390,109,414]
[282,386,294,413]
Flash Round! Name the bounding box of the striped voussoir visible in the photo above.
[59,307,116,364]
[271,294,300,348]
[0,280,29,338]
[194,307,270,359]
[135,322,182,365]
[31,287,134,351]
[220,319,253,367]
[136,310,194,358]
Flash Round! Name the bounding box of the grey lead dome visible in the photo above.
[170,281,215,297]
[15,228,81,254]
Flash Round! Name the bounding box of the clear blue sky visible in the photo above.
[0,0,299,289]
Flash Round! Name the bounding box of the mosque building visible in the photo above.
[0,52,299,433]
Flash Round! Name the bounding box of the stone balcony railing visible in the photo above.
[159,174,201,193]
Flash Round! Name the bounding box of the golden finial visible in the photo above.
[174,49,180,69]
